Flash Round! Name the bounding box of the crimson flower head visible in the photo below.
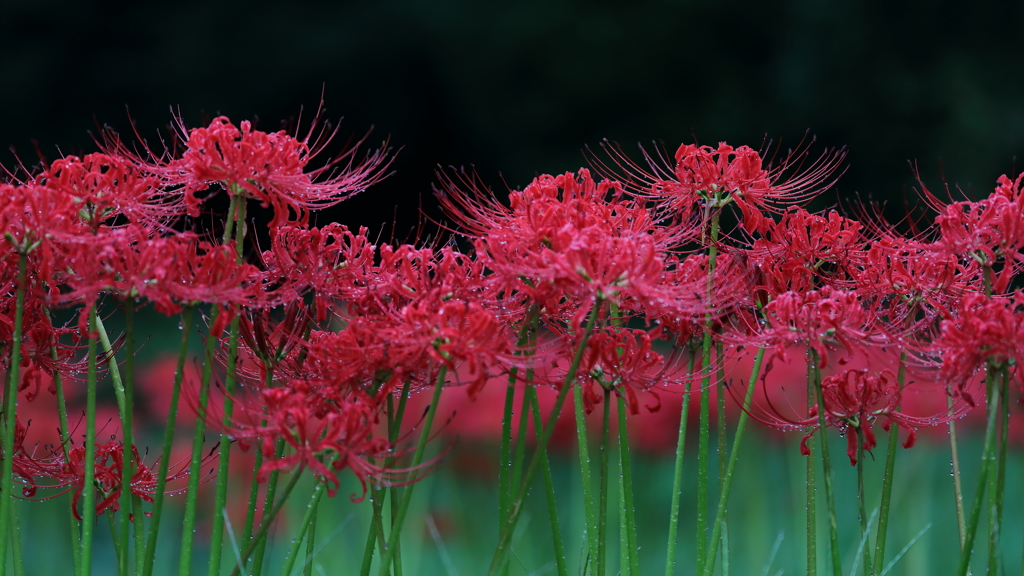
[122,115,391,228]
[748,208,865,296]
[574,328,683,415]
[752,369,966,465]
[938,291,1024,403]
[758,285,874,367]
[600,140,844,235]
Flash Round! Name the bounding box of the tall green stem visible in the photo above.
[695,208,721,575]
[574,385,599,576]
[242,368,275,549]
[856,430,873,575]
[250,438,286,576]
[386,382,410,576]
[279,482,326,576]
[81,306,100,576]
[811,357,842,576]
[616,395,640,576]
[715,340,729,575]
[701,347,765,576]
[377,366,448,576]
[597,390,612,576]
[956,367,1001,576]
[93,311,133,576]
[487,300,602,575]
[141,304,194,576]
[209,193,247,576]
[806,357,818,576]
[996,371,1009,575]
[0,254,26,576]
[873,352,906,575]
[528,387,568,576]
[228,469,305,576]
[45,307,82,576]
[949,393,967,550]
[664,353,696,576]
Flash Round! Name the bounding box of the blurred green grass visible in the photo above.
[13,429,1023,575]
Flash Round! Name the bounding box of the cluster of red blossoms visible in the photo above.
[1,113,1020,533]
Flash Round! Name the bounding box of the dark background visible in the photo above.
[3,0,1024,237]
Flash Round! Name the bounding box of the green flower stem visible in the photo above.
[209,193,247,576]
[956,368,1002,576]
[619,459,629,576]
[948,393,967,550]
[280,481,326,576]
[46,307,83,576]
[302,497,320,576]
[207,310,243,576]
[597,390,612,576]
[228,469,305,576]
[8,503,23,576]
[178,301,224,575]
[528,387,568,576]
[987,367,1006,576]
[616,395,640,576]
[243,368,275,549]
[811,358,843,576]
[358,501,381,576]
[358,488,386,576]
[250,437,287,576]
[856,430,873,575]
[509,387,531,512]
[487,299,602,575]
[498,381,516,552]
[0,254,26,576]
[804,354,819,576]
[715,339,729,576]
[664,352,696,576]
[141,304,194,576]
[387,384,411,576]
[81,306,100,576]
[872,352,906,575]
[107,512,122,565]
[996,371,1009,574]
[366,383,413,576]
[93,310,134,576]
[573,386,599,576]
[498,318,536,556]
[701,347,766,576]
[377,366,449,576]
[696,206,722,576]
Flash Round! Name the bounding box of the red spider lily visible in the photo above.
[634,252,752,343]
[0,298,95,401]
[747,208,866,296]
[754,286,875,368]
[23,440,212,520]
[216,381,421,501]
[574,328,685,415]
[938,291,1024,402]
[595,140,846,235]
[371,291,509,398]
[0,183,81,282]
[119,115,392,228]
[259,224,377,314]
[749,368,969,465]
[439,170,692,315]
[235,301,313,382]
[34,153,183,232]
[857,238,974,306]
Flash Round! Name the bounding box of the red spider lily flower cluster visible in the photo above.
[3,105,1023,576]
